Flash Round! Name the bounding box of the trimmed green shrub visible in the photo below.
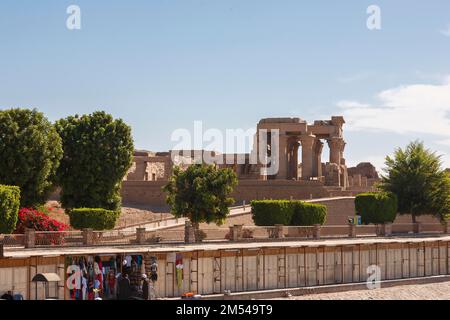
[251,200,294,226]
[0,108,62,207]
[0,185,21,234]
[355,192,398,224]
[291,201,327,226]
[251,200,327,226]
[55,111,134,211]
[68,208,120,230]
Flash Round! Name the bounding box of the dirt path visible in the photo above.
[274,281,450,300]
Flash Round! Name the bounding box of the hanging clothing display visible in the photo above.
[175,253,183,289]
[65,254,144,300]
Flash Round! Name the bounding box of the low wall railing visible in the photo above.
[0,221,448,251]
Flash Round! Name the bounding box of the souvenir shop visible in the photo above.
[65,253,152,300]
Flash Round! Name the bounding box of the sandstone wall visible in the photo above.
[308,197,442,230]
[307,197,356,225]
[121,180,331,206]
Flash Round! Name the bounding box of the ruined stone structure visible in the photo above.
[122,116,366,205]
[126,116,348,185]
[125,151,172,182]
[254,117,347,187]
[348,162,379,179]
[347,162,380,188]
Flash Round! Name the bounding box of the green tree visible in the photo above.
[380,141,450,223]
[0,108,62,207]
[0,185,20,234]
[55,111,134,212]
[163,164,238,238]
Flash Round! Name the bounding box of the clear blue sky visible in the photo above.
[1,0,450,170]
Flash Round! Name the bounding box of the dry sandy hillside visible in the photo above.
[44,201,173,230]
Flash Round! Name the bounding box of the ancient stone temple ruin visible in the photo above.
[253,117,347,187]
[122,116,376,205]
[126,117,348,187]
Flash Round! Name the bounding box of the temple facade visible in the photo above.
[125,116,349,188]
[253,116,347,187]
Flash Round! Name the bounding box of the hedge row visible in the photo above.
[355,192,398,224]
[251,200,327,226]
[68,208,120,230]
[0,185,21,234]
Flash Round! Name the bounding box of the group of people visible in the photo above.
[116,257,158,300]
[116,273,156,300]
[66,255,158,300]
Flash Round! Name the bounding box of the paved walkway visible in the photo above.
[276,281,450,300]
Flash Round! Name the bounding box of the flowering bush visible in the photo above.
[15,208,69,233]
[15,208,69,245]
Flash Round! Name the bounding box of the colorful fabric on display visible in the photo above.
[175,253,183,289]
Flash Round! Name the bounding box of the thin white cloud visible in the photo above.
[440,24,450,37]
[337,77,450,137]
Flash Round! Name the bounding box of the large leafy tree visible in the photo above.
[380,141,450,223]
[0,108,62,207]
[163,164,238,234]
[55,111,134,211]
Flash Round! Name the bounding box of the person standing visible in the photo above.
[141,274,149,300]
[118,273,132,300]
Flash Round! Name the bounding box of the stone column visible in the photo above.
[275,134,289,179]
[353,174,362,187]
[294,140,300,180]
[289,140,299,179]
[300,134,316,180]
[136,228,147,244]
[327,137,343,166]
[287,139,295,179]
[82,228,94,246]
[312,139,323,178]
[25,228,36,248]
